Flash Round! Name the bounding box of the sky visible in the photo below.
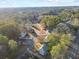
[0,0,79,7]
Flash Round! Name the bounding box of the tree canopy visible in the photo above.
[47,32,72,59]
[40,16,61,30]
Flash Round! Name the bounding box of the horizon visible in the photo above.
[0,6,79,8]
[0,0,79,8]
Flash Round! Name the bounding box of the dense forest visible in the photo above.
[0,6,79,59]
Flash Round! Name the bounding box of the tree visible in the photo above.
[7,40,19,59]
[0,35,9,59]
[0,20,20,40]
[71,11,79,28]
[59,10,73,22]
[0,34,8,44]
[47,32,60,51]
[8,40,17,49]
[40,16,61,30]
[47,32,72,59]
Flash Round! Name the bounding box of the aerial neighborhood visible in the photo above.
[0,7,79,59]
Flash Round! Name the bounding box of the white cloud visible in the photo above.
[48,0,59,3]
[48,0,76,3]
[74,0,79,2]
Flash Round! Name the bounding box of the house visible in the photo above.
[38,44,47,56]
[18,23,48,55]
[18,31,34,50]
